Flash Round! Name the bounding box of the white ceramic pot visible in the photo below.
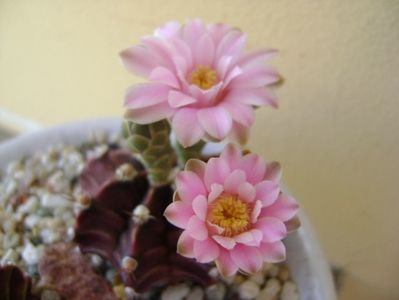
[0,118,337,300]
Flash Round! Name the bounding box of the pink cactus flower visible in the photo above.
[164,144,299,277]
[121,19,279,147]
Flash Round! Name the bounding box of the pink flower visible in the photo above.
[164,144,299,277]
[121,19,279,147]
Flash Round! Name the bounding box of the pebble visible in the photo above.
[1,248,19,264]
[249,271,265,286]
[161,283,190,300]
[280,281,299,300]
[205,283,226,300]
[256,278,281,300]
[22,243,42,265]
[185,286,204,300]
[132,204,151,225]
[41,193,71,209]
[17,196,39,214]
[40,228,60,244]
[41,289,61,300]
[239,280,260,299]
[278,266,290,282]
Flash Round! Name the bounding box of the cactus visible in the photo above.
[0,265,37,300]
[124,120,177,185]
[74,148,214,294]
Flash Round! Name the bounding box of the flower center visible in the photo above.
[190,66,217,90]
[208,194,250,237]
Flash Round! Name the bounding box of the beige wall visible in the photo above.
[1,1,399,299]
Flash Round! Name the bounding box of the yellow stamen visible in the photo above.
[190,66,217,90]
[208,194,250,237]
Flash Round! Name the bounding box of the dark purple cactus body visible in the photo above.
[0,265,37,300]
[74,149,214,293]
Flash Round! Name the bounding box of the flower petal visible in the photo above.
[187,216,208,241]
[220,143,242,170]
[228,122,249,145]
[176,170,207,203]
[215,249,239,277]
[221,102,254,127]
[212,235,236,250]
[124,102,175,124]
[237,182,256,203]
[256,217,287,243]
[204,157,230,190]
[185,159,206,180]
[164,201,194,229]
[258,241,286,263]
[183,19,207,49]
[264,161,282,182]
[168,90,197,108]
[208,183,224,203]
[197,107,233,140]
[216,30,247,59]
[142,37,175,70]
[231,66,280,88]
[154,21,181,39]
[251,200,262,223]
[239,153,266,184]
[234,229,262,246]
[260,194,299,222]
[194,34,215,66]
[255,180,280,206]
[224,88,278,108]
[193,239,219,263]
[237,49,277,70]
[231,244,263,274]
[172,108,204,147]
[192,195,208,221]
[149,67,180,88]
[177,231,195,258]
[224,170,246,194]
[124,83,170,109]
[120,45,157,77]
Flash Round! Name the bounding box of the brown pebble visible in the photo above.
[38,243,118,300]
[278,266,290,282]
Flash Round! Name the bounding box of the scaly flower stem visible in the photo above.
[124,120,176,186]
[175,140,205,168]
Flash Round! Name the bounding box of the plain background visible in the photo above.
[1,1,398,299]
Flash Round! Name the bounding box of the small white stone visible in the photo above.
[17,196,39,214]
[41,193,71,209]
[205,283,226,300]
[161,283,190,300]
[250,271,265,285]
[25,214,40,228]
[22,243,42,265]
[3,233,20,249]
[89,254,103,268]
[239,280,260,300]
[186,286,204,300]
[1,248,19,264]
[122,256,138,273]
[280,281,299,300]
[132,204,151,225]
[47,171,69,193]
[124,287,138,300]
[40,228,60,244]
[256,278,281,300]
[115,163,137,181]
[41,289,61,300]
[208,267,219,278]
[268,264,280,278]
